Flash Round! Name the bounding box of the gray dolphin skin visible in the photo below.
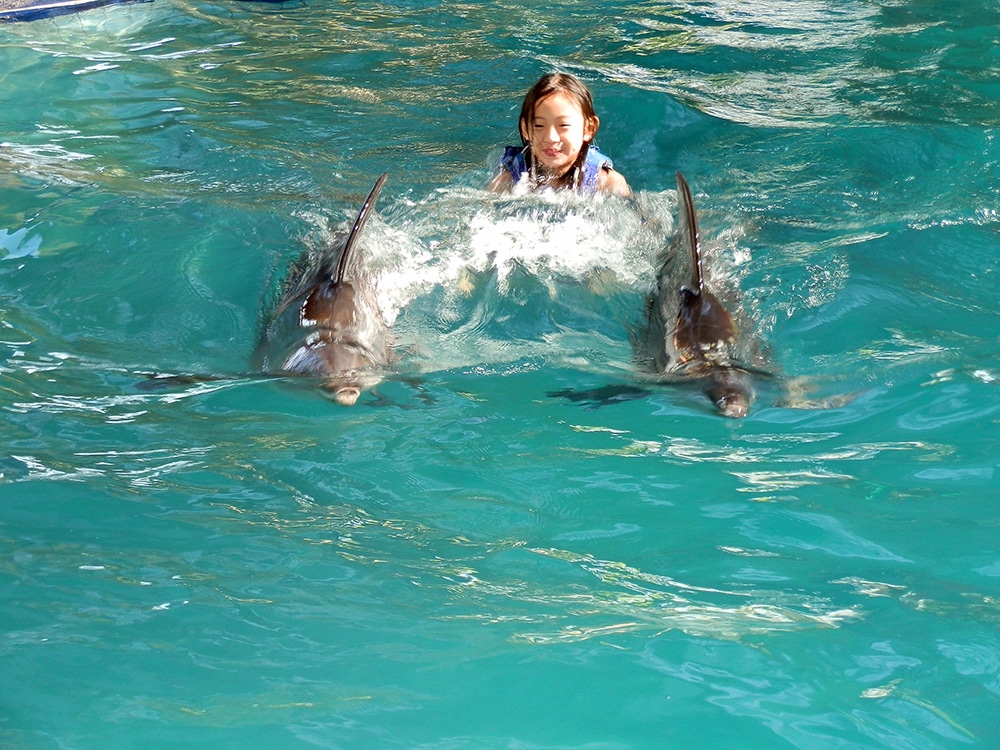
[257,173,393,405]
[640,172,755,418]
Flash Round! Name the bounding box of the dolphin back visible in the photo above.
[668,172,738,368]
[334,172,388,284]
[641,172,737,372]
[675,171,704,295]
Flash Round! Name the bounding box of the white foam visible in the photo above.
[368,187,671,315]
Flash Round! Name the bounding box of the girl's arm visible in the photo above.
[488,170,514,193]
[599,167,631,197]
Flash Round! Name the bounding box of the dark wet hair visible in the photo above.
[517,72,600,190]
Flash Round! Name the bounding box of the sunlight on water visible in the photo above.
[500,547,863,643]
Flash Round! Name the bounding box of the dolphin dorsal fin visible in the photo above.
[675,171,704,296]
[334,172,389,284]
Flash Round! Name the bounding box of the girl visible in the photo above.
[490,72,631,196]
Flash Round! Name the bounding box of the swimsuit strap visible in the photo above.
[500,144,613,193]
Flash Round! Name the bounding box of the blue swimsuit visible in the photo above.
[499,144,614,193]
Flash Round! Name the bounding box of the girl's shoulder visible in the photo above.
[585,146,631,196]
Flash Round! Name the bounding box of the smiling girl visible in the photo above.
[490,73,631,197]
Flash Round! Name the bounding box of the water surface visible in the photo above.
[2,1,998,748]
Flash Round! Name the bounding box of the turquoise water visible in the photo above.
[2,1,999,747]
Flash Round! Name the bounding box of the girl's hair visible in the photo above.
[517,72,600,190]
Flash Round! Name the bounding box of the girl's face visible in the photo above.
[520,91,598,177]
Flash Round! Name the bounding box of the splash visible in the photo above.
[291,183,778,381]
[376,186,666,298]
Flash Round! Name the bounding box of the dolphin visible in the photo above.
[637,172,758,418]
[255,173,393,405]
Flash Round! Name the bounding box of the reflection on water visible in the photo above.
[503,547,861,643]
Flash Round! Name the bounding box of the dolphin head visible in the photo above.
[708,367,754,419]
[325,378,363,406]
[317,342,375,406]
[715,390,750,419]
[281,334,378,407]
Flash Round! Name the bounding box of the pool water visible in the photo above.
[2,1,998,748]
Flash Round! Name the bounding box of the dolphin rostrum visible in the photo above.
[256,173,393,405]
[638,171,757,418]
